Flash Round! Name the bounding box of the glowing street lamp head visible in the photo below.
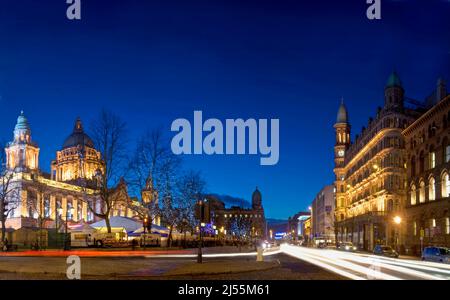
[393,216,402,224]
[308,206,312,211]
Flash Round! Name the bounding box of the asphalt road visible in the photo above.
[0,252,341,280]
[281,244,450,280]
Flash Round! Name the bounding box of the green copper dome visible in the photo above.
[14,111,30,131]
[386,71,402,88]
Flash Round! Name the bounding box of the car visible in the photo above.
[422,247,450,263]
[373,245,399,258]
[261,240,271,249]
[337,242,357,252]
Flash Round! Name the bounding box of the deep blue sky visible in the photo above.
[0,0,449,219]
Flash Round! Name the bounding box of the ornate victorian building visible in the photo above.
[334,72,420,251]
[205,187,266,238]
[3,113,141,230]
[403,79,450,253]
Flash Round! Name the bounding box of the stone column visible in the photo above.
[72,198,78,222]
[50,195,56,220]
[61,196,67,220]
[82,200,88,222]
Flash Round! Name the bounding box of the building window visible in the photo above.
[413,221,417,236]
[431,219,436,228]
[429,152,436,169]
[445,217,450,234]
[44,198,51,218]
[446,145,450,163]
[442,173,450,198]
[411,184,416,205]
[419,181,425,203]
[429,177,435,201]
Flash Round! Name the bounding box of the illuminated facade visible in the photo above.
[3,113,140,230]
[205,187,266,238]
[311,185,335,242]
[50,118,103,183]
[403,78,450,254]
[334,72,419,251]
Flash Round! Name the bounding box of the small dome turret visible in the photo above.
[336,99,349,124]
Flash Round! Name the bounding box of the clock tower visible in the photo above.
[334,99,350,225]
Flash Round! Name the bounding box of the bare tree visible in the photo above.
[127,128,181,232]
[81,109,128,233]
[0,149,20,246]
[228,215,253,251]
[176,171,206,245]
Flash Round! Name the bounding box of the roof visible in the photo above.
[336,99,349,123]
[386,71,403,88]
[62,118,95,149]
[90,216,142,233]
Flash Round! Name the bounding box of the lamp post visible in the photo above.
[143,217,148,250]
[197,199,205,264]
[393,216,402,253]
[59,207,74,251]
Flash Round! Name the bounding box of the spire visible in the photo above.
[336,98,349,124]
[386,71,403,88]
[73,117,84,133]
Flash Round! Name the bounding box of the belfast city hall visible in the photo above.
[2,112,149,231]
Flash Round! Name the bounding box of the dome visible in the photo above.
[14,111,30,131]
[62,118,95,149]
[252,187,262,202]
[386,71,402,88]
[336,99,349,123]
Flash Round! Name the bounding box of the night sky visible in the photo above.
[0,0,449,219]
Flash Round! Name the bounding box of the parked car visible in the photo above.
[373,245,399,258]
[337,242,357,252]
[422,246,450,263]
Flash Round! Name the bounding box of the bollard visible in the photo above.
[256,247,264,262]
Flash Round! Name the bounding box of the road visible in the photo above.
[281,244,450,280]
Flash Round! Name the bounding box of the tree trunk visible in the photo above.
[168,227,173,248]
[105,216,112,233]
[1,218,6,244]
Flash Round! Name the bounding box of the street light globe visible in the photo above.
[394,216,402,224]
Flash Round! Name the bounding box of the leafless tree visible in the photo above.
[0,149,20,245]
[81,109,128,233]
[228,215,253,251]
[176,171,206,245]
[127,128,181,235]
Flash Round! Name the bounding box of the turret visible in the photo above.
[384,71,404,110]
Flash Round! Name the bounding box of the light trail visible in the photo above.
[280,244,450,280]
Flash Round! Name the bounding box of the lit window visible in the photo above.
[429,177,435,201]
[442,173,450,198]
[446,145,450,163]
[446,218,450,235]
[224,214,227,218]
[413,221,417,236]
[410,184,416,205]
[431,219,436,228]
[429,152,436,169]
[419,181,425,203]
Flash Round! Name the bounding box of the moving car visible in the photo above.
[337,242,357,252]
[422,246,450,263]
[373,245,399,258]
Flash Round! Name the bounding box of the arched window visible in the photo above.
[411,184,416,205]
[429,177,435,201]
[419,181,425,203]
[419,151,425,173]
[411,156,416,177]
[442,173,450,198]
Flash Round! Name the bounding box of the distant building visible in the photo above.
[311,185,335,243]
[204,187,266,238]
[288,211,311,241]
